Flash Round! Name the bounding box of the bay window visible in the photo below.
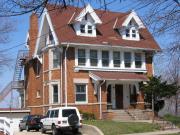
[113,51,121,67]
[102,51,109,67]
[124,52,132,68]
[78,49,86,66]
[90,50,98,66]
[135,53,142,68]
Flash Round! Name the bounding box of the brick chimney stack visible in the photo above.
[29,13,38,57]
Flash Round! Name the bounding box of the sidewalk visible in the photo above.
[124,129,180,135]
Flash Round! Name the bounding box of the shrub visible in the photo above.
[80,111,96,120]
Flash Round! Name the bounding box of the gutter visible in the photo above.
[99,80,105,119]
[64,44,70,107]
[61,42,160,52]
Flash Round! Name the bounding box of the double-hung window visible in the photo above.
[135,53,142,68]
[53,84,58,103]
[75,84,87,103]
[113,51,121,67]
[88,25,92,34]
[80,24,85,33]
[90,50,98,66]
[78,49,86,66]
[52,49,60,68]
[124,52,132,68]
[102,51,109,67]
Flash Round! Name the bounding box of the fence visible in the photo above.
[0,117,13,135]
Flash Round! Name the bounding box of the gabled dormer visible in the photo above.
[72,4,102,37]
[115,11,145,41]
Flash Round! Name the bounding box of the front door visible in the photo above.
[115,85,123,109]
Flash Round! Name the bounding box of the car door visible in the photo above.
[43,110,51,130]
[21,115,28,130]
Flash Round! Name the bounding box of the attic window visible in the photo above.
[88,25,92,34]
[126,29,130,37]
[85,14,88,20]
[80,24,85,33]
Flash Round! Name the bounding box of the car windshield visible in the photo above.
[29,115,42,121]
[62,109,77,117]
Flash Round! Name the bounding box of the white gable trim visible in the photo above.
[25,32,29,49]
[34,8,59,57]
[75,4,102,24]
[122,11,145,28]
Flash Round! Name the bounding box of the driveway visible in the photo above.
[14,124,101,135]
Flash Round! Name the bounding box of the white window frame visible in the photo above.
[124,52,132,68]
[113,51,121,67]
[77,49,86,66]
[135,53,142,68]
[36,90,41,98]
[49,82,60,104]
[75,83,88,104]
[90,50,98,66]
[74,47,146,72]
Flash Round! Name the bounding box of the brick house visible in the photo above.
[24,4,160,119]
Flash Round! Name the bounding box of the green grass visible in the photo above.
[163,114,180,128]
[84,120,160,135]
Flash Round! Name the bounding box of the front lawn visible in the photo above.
[84,120,160,135]
[163,114,180,128]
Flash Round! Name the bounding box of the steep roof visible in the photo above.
[46,5,160,51]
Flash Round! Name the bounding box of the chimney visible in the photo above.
[29,13,38,57]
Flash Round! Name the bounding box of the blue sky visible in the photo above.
[0,0,171,108]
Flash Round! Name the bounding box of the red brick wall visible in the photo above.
[145,52,153,76]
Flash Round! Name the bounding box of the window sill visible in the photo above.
[74,66,147,73]
[75,102,88,105]
[36,76,40,78]
[36,96,41,99]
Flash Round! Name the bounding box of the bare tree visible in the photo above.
[0,18,14,72]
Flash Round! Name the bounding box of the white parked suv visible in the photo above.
[40,107,82,135]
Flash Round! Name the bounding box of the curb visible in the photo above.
[82,124,104,135]
[123,129,180,135]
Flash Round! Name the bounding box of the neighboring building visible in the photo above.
[23,4,160,119]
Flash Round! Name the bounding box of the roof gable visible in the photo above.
[122,11,145,28]
[75,4,102,24]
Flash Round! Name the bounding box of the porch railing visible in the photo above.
[0,117,13,135]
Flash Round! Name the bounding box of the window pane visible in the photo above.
[135,53,142,68]
[50,110,55,118]
[90,50,98,66]
[62,109,77,117]
[76,84,86,102]
[124,52,131,68]
[80,25,85,33]
[126,29,130,37]
[54,110,59,118]
[113,51,121,67]
[53,49,60,68]
[88,25,92,34]
[53,85,58,103]
[102,51,109,67]
[78,49,86,66]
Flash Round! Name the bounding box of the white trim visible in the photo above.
[61,42,158,51]
[74,83,88,104]
[49,81,60,104]
[73,78,89,83]
[34,8,59,56]
[122,10,145,28]
[75,4,102,24]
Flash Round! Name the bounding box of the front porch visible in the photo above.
[106,83,145,110]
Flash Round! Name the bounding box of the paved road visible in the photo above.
[15,130,86,135]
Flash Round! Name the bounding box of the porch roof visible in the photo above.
[89,71,148,82]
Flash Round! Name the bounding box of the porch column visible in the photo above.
[136,90,145,109]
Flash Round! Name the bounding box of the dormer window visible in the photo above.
[88,25,92,34]
[80,24,85,33]
[125,27,138,39]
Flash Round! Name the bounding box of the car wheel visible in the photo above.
[19,126,23,132]
[52,125,58,135]
[36,129,39,132]
[26,125,30,132]
[40,123,46,134]
[72,128,79,134]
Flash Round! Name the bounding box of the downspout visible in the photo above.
[99,80,105,119]
[60,47,63,106]
[64,44,69,107]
